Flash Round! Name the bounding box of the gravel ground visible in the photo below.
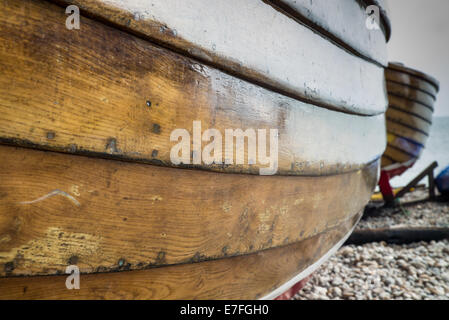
[294,240,449,300]
[294,192,449,300]
[357,201,449,229]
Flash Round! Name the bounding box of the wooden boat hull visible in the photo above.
[381,63,439,177]
[0,0,388,299]
[0,213,361,300]
[0,145,379,277]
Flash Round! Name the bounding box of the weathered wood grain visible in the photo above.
[0,145,378,277]
[50,0,388,115]
[0,217,357,299]
[269,0,388,65]
[0,0,386,176]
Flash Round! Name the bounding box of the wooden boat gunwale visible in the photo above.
[49,0,388,116]
[388,62,440,91]
[0,0,387,177]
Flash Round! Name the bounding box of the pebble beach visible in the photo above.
[294,189,449,300]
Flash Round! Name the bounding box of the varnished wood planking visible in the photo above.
[380,156,394,168]
[387,95,434,122]
[386,120,428,146]
[387,63,440,91]
[0,0,386,176]
[386,133,424,158]
[381,63,438,170]
[0,145,378,277]
[383,146,417,165]
[385,69,438,98]
[386,109,431,135]
[0,218,356,300]
[386,81,436,107]
[52,0,388,115]
[269,0,388,65]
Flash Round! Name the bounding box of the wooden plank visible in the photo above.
[394,162,438,199]
[269,0,388,65]
[48,0,388,115]
[387,95,434,122]
[0,145,379,277]
[385,69,438,98]
[386,133,424,159]
[383,144,417,165]
[387,63,440,91]
[386,120,428,146]
[0,0,386,176]
[380,156,394,168]
[386,109,431,135]
[0,218,357,300]
[386,81,436,107]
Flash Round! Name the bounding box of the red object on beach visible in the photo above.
[379,162,415,201]
[379,170,394,200]
[274,275,313,300]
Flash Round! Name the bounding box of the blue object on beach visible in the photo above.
[436,165,449,195]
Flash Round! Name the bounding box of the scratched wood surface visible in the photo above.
[0,216,357,299]
[0,145,378,277]
[51,0,388,116]
[269,0,389,65]
[0,0,386,176]
[381,64,438,170]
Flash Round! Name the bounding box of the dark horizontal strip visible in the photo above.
[47,0,384,118]
[345,228,449,245]
[387,91,435,111]
[361,0,391,42]
[386,143,420,159]
[388,105,433,125]
[386,79,437,101]
[386,117,429,136]
[264,0,385,68]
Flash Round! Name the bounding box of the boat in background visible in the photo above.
[436,166,449,197]
[0,0,390,299]
[379,63,440,202]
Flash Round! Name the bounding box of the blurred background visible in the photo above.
[386,0,449,187]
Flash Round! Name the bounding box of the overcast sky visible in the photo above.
[386,0,449,117]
